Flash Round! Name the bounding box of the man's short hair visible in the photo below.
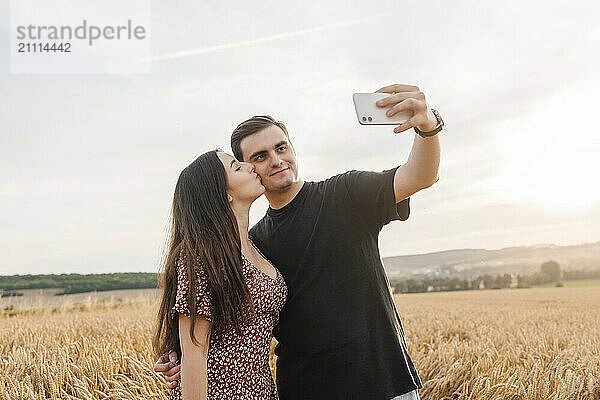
[230,115,291,161]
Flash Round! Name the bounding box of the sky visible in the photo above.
[1,0,600,275]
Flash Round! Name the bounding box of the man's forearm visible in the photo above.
[405,132,441,189]
[373,83,442,191]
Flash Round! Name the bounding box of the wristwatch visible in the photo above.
[414,108,444,138]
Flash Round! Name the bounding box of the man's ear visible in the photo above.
[227,194,233,203]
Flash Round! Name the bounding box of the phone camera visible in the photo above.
[362,117,367,122]
[367,116,372,122]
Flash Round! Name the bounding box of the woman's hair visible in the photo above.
[153,150,254,359]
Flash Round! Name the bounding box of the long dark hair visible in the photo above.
[153,150,255,359]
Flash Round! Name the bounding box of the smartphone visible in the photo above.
[353,93,412,125]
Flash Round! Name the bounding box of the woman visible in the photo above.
[153,149,287,399]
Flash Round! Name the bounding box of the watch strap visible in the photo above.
[414,108,443,138]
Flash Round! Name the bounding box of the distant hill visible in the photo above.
[382,241,600,278]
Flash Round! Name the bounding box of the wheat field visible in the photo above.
[1,287,598,400]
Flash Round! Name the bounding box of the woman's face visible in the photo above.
[217,151,265,205]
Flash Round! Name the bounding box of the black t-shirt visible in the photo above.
[249,167,422,400]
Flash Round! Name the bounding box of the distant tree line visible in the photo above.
[2,261,599,296]
[516,260,561,287]
[391,261,600,294]
[0,273,159,295]
[562,268,600,280]
[1,291,24,298]
[392,273,513,293]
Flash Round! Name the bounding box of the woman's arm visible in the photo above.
[178,314,212,400]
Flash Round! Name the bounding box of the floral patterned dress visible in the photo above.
[169,246,287,400]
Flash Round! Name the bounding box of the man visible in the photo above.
[155,83,442,400]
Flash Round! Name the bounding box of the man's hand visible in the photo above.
[154,351,181,390]
[375,84,438,134]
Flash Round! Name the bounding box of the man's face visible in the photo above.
[239,125,299,192]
